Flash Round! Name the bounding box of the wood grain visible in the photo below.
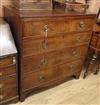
[4,6,96,102]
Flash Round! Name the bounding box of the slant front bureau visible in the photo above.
[4,6,96,101]
[0,18,18,104]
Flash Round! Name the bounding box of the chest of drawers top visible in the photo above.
[5,6,96,19]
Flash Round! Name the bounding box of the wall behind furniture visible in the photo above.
[0,0,13,17]
[0,0,100,17]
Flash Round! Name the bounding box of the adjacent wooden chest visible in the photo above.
[4,6,96,101]
[0,55,18,105]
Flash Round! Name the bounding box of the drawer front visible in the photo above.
[23,20,70,38]
[0,76,17,89]
[70,19,94,32]
[23,45,88,73]
[0,65,16,77]
[22,59,83,91]
[0,56,16,67]
[23,32,91,57]
[23,18,94,38]
[0,87,18,102]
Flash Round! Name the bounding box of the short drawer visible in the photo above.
[0,65,16,77]
[0,75,17,89]
[0,87,18,102]
[22,59,83,91]
[70,18,94,32]
[0,56,16,67]
[23,32,91,57]
[23,45,88,73]
[23,18,94,38]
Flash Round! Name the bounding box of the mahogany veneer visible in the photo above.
[4,6,96,101]
[0,55,18,105]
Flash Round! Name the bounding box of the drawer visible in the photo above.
[23,18,94,38]
[70,19,94,32]
[0,75,17,89]
[58,59,83,77]
[23,45,88,73]
[0,87,18,102]
[0,56,16,67]
[0,65,16,77]
[23,32,91,56]
[22,59,83,91]
[23,20,70,38]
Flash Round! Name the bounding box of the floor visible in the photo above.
[10,72,100,105]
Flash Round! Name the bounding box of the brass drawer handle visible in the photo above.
[39,75,45,80]
[70,65,75,69]
[40,58,47,65]
[72,51,79,57]
[79,21,85,28]
[0,84,4,89]
[43,24,49,33]
[43,24,48,39]
[13,57,16,64]
[0,95,4,100]
[42,41,48,49]
[76,36,81,43]
[42,25,49,49]
[0,73,3,76]
[73,51,77,55]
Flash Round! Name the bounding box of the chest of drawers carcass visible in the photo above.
[4,6,96,101]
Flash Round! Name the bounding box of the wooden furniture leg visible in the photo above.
[94,55,100,74]
[83,53,98,78]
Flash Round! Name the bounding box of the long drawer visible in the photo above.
[22,45,88,73]
[22,59,83,91]
[23,18,94,38]
[23,32,91,56]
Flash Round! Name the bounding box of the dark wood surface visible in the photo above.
[0,55,19,105]
[4,6,96,102]
[83,23,100,78]
[22,58,83,92]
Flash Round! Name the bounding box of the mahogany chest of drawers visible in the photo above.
[4,6,96,101]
